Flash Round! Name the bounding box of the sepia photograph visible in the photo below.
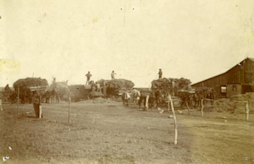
[0,0,254,163]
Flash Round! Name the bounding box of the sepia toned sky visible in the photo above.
[1,0,254,87]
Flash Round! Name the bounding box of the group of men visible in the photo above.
[29,69,162,118]
[85,70,117,94]
[121,69,163,109]
[85,70,117,85]
[85,69,163,85]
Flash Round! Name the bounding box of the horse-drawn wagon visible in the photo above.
[95,79,135,99]
[12,78,48,104]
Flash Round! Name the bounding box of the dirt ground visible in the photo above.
[0,98,254,164]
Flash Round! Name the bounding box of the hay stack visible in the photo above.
[12,77,48,103]
[96,79,109,87]
[97,79,134,96]
[151,77,191,95]
[106,79,134,89]
[13,77,48,91]
[151,78,172,91]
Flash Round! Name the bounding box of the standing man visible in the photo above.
[154,90,161,109]
[32,92,41,118]
[85,71,92,85]
[96,82,101,92]
[158,69,162,79]
[111,70,116,79]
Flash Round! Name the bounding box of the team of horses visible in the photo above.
[121,89,215,110]
[121,89,164,110]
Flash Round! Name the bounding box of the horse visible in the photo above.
[122,92,131,106]
[131,89,141,104]
[138,91,155,110]
[42,91,51,103]
[46,77,70,103]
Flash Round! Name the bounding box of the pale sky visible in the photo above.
[1,0,254,88]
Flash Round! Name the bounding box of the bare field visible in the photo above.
[0,99,254,164]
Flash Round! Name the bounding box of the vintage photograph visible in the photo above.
[0,0,254,163]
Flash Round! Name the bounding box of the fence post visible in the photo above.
[185,101,190,115]
[201,99,204,117]
[68,96,71,124]
[246,101,249,121]
[168,95,177,145]
[17,87,19,116]
[0,99,3,111]
[145,95,149,110]
[39,105,42,118]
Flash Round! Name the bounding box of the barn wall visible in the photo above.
[226,84,242,97]
[191,58,254,98]
[226,66,241,84]
[242,85,254,94]
[243,59,254,85]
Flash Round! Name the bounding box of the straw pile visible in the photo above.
[214,93,254,113]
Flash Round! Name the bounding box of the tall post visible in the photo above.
[201,99,204,117]
[185,101,190,115]
[145,95,149,110]
[39,95,42,118]
[17,87,19,116]
[246,101,249,121]
[168,95,178,145]
[0,99,3,111]
[168,95,177,145]
[68,96,71,124]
